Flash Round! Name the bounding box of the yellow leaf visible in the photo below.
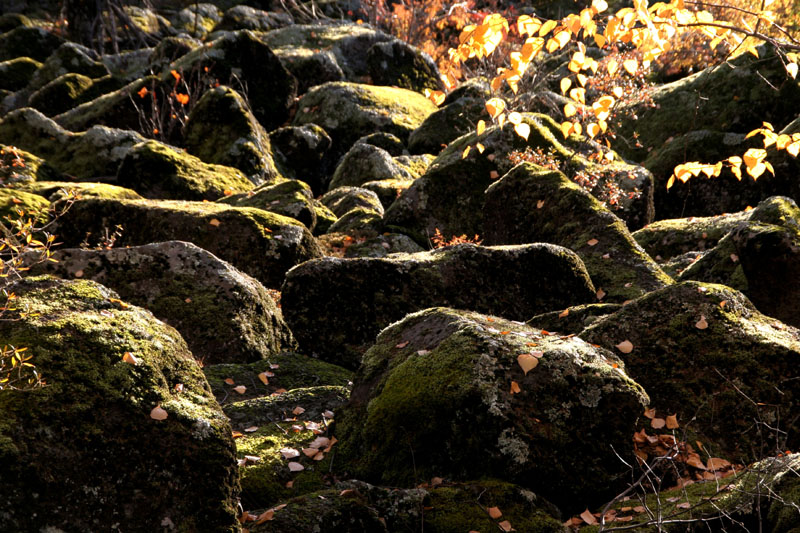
[514,123,531,140]
[788,142,800,157]
[577,73,588,87]
[539,19,558,37]
[517,353,539,374]
[569,87,586,104]
[485,98,506,119]
[477,120,486,135]
[564,103,577,117]
[425,89,445,106]
[476,143,485,153]
[612,86,623,98]
[667,175,675,189]
[607,59,619,77]
[587,122,600,138]
[508,112,523,125]
[560,77,572,94]
[592,0,608,13]
[561,121,573,138]
[787,63,798,79]
[623,59,638,75]
[462,146,471,159]
[517,15,541,37]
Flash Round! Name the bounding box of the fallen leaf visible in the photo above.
[676,502,691,509]
[396,341,410,348]
[489,506,503,519]
[233,385,246,394]
[696,316,709,329]
[313,451,325,461]
[209,218,221,227]
[122,352,140,365]
[558,309,570,318]
[587,238,599,246]
[707,457,731,471]
[431,476,444,487]
[686,454,707,470]
[258,372,269,385]
[150,405,168,420]
[536,200,545,208]
[730,253,739,262]
[633,506,646,513]
[651,418,666,429]
[490,170,500,179]
[499,520,513,532]
[616,516,634,522]
[288,462,305,472]
[517,353,539,374]
[510,381,521,394]
[255,510,274,524]
[666,414,679,429]
[616,340,634,353]
[293,406,306,415]
[232,431,244,438]
[580,509,598,525]
[280,448,300,459]
[596,288,606,300]
[323,410,335,419]
[643,407,656,419]
[309,436,331,449]
[303,448,318,458]
[244,426,259,433]
[286,481,294,488]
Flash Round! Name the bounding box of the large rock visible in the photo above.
[218,179,320,232]
[184,85,282,184]
[335,307,649,511]
[0,143,61,185]
[116,139,255,201]
[0,276,239,531]
[292,81,437,162]
[0,56,42,92]
[329,142,415,191]
[408,96,490,155]
[53,198,323,288]
[282,243,596,368]
[0,108,146,180]
[581,281,800,459]
[320,186,384,217]
[0,26,64,63]
[484,163,672,302]
[269,123,333,195]
[365,39,442,94]
[29,241,297,365]
[385,114,655,239]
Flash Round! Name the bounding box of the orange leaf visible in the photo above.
[651,418,666,429]
[580,509,598,525]
[150,405,168,420]
[170,69,181,81]
[209,218,221,227]
[175,93,189,105]
[224,377,235,385]
[137,86,148,98]
[558,309,569,318]
[122,352,140,365]
[510,380,521,394]
[587,238,599,246]
[258,372,269,385]
[499,520,514,532]
[396,341,410,348]
[686,454,706,469]
[643,408,656,419]
[488,506,503,519]
[666,414,679,429]
[255,510,274,524]
[695,316,708,329]
[517,353,539,374]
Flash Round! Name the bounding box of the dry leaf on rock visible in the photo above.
[150,405,168,420]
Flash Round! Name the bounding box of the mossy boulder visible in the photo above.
[528,303,623,335]
[170,3,222,38]
[484,163,671,302]
[615,44,800,163]
[581,281,800,459]
[0,276,239,531]
[30,241,297,365]
[366,39,442,94]
[292,81,437,162]
[362,178,414,209]
[249,479,563,533]
[214,5,294,32]
[385,114,655,242]
[329,142,415,191]
[0,26,64,62]
[219,179,318,231]
[0,13,32,33]
[0,187,50,224]
[355,131,406,155]
[53,197,323,288]
[28,72,96,116]
[335,307,648,511]
[269,123,333,195]
[408,96,491,155]
[0,56,42,92]
[171,30,298,131]
[0,143,61,185]
[184,85,282,184]
[343,233,424,258]
[116,139,254,201]
[282,243,596,368]
[319,185,384,217]
[14,181,143,201]
[327,206,384,235]
[0,108,147,180]
[25,41,108,95]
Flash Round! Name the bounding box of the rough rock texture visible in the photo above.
[14,181,143,201]
[335,307,648,511]
[343,233,424,258]
[0,56,42,92]
[366,39,443,93]
[269,123,333,195]
[184,85,282,184]
[0,108,146,181]
[53,198,323,288]
[0,277,239,531]
[329,142,415,191]
[484,164,672,302]
[327,206,384,235]
[218,179,319,231]
[385,114,655,240]
[0,143,61,185]
[29,241,297,365]
[320,186,384,217]
[282,243,596,368]
[0,26,64,63]
[213,5,294,32]
[528,303,622,335]
[581,281,800,459]
[292,81,437,162]
[408,96,491,155]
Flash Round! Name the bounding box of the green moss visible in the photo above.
[634,211,749,260]
[219,179,317,230]
[0,188,50,224]
[28,72,96,116]
[0,56,42,91]
[15,181,143,201]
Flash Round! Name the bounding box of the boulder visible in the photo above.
[327,207,384,235]
[408,96,491,155]
[14,181,143,201]
[0,188,50,224]
[0,26,64,62]
[184,85,282,184]
[292,81,437,162]
[116,139,254,201]
[0,276,239,531]
[528,303,622,335]
[320,186,384,217]
[213,5,294,32]
[0,143,61,185]
[169,3,222,38]
[218,179,318,232]
[53,197,322,288]
[0,108,146,180]
[0,56,42,92]
[328,142,415,191]
[342,233,424,258]
[483,163,672,302]
[269,123,333,195]
[282,243,596,368]
[354,131,406,155]
[24,41,108,95]
[29,241,297,365]
[581,281,800,459]
[335,307,648,510]
[147,35,202,69]
[365,39,442,93]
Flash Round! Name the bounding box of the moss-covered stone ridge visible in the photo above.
[292,81,437,162]
[213,6,294,33]
[219,179,318,232]
[0,26,64,63]
[327,206,384,236]
[0,187,50,225]
[0,107,146,180]
[320,185,384,217]
[328,142,415,191]
[14,180,143,201]
[281,242,596,368]
[0,276,240,531]
[53,197,323,288]
[248,479,564,533]
[184,85,283,184]
[385,113,655,244]
[528,303,623,335]
[29,241,297,365]
[580,281,800,460]
[335,307,648,512]
[116,139,255,201]
[484,163,672,302]
[0,56,42,92]
[407,96,491,156]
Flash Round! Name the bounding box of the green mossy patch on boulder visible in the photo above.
[0,187,50,224]
[0,56,42,92]
[484,163,671,302]
[184,85,282,184]
[342,233,424,258]
[292,81,437,161]
[335,307,648,511]
[53,197,322,288]
[214,6,294,33]
[320,185,384,217]
[327,206,384,235]
[30,241,297,365]
[366,39,442,94]
[15,181,142,201]
[0,276,239,531]
[116,139,254,201]
[581,281,800,460]
[329,142,415,191]
[219,179,317,231]
[269,123,333,195]
[408,96,491,155]
[282,243,596,368]
[28,72,95,116]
